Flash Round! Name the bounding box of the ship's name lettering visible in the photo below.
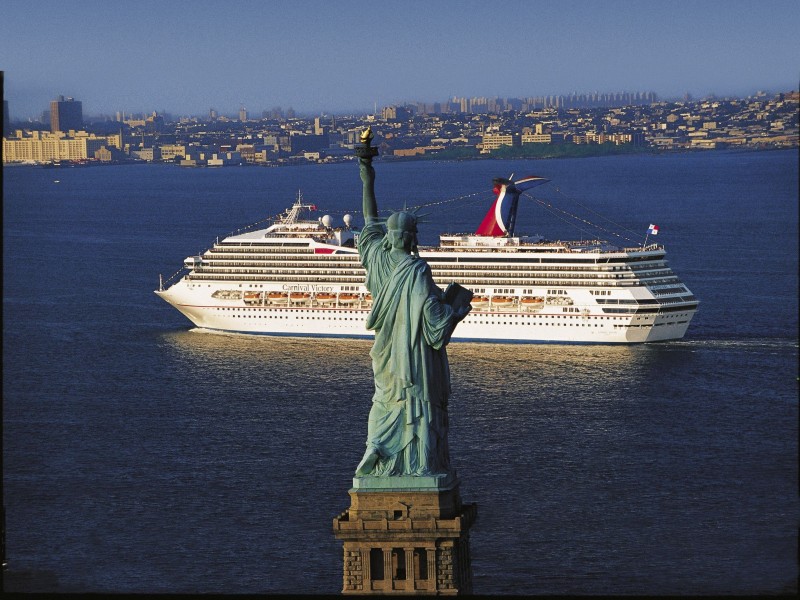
[283,284,334,292]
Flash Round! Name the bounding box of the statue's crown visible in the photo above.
[387,211,418,233]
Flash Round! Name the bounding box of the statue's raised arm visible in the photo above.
[356,127,379,223]
[353,126,472,481]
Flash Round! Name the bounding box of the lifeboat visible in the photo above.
[289,292,311,304]
[315,293,337,304]
[362,293,373,305]
[244,291,262,300]
[491,296,515,306]
[212,289,242,300]
[267,292,289,303]
[470,296,489,307]
[338,293,359,304]
[520,296,544,310]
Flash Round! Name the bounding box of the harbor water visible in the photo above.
[3,150,798,594]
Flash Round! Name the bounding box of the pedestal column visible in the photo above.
[333,473,476,595]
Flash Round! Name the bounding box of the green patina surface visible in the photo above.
[353,128,471,486]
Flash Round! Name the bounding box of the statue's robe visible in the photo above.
[359,221,458,476]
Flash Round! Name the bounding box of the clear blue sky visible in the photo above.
[2,0,798,119]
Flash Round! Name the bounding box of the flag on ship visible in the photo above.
[648,224,659,235]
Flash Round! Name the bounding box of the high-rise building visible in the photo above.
[50,95,83,133]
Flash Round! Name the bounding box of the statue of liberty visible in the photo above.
[354,127,472,478]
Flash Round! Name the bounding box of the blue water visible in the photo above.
[3,151,798,594]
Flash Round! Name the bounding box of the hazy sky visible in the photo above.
[2,0,799,119]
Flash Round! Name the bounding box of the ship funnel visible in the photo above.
[475,175,549,237]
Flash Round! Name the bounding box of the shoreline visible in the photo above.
[4,144,797,170]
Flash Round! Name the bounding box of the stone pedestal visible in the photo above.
[333,473,477,595]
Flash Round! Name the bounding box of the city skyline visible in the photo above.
[2,0,799,120]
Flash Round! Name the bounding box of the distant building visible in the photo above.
[129,147,161,161]
[314,116,333,135]
[481,133,520,151]
[3,130,109,163]
[159,144,188,161]
[50,96,83,133]
[263,107,283,120]
[239,107,248,122]
[180,150,243,167]
[381,105,412,121]
[522,132,555,144]
[290,133,329,154]
[95,145,128,162]
[145,112,165,133]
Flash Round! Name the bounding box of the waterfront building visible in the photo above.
[50,96,83,133]
[159,144,187,161]
[480,132,520,151]
[179,150,243,167]
[521,132,554,144]
[3,130,110,163]
[393,145,445,157]
[95,145,127,162]
[129,147,161,161]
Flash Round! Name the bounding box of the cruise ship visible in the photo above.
[155,176,698,343]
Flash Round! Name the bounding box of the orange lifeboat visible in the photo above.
[315,292,337,304]
[338,293,359,304]
[267,292,289,303]
[491,296,515,306]
[289,292,311,304]
[470,296,489,307]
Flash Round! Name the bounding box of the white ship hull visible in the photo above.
[156,279,695,344]
[155,186,698,344]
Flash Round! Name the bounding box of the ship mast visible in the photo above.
[280,190,316,224]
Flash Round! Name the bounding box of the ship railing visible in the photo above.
[159,266,186,290]
[624,243,664,252]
